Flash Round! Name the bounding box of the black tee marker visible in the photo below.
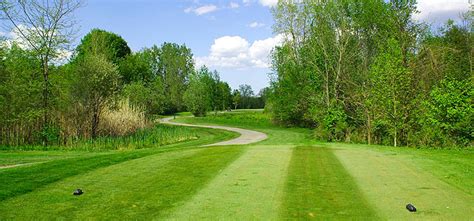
[73,189,83,196]
[406,203,416,212]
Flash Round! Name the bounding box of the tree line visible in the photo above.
[0,0,267,146]
[268,0,473,148]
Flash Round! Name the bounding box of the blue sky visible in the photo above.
[75,0,279,93]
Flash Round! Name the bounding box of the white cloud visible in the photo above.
[248,21,265,28]
[414,0,470,23]
[259,0,278,7]
[185,4,218,16]
[2,25,32,49]
[196,34,284,69]
[195,5,218,15]
[1,25,72,63]
[230,2,240,9]
[210,36,250,57]
[184,7,193,13]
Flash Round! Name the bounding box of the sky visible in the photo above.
[2,0,472,92]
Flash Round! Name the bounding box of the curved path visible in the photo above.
[160,117,267,146]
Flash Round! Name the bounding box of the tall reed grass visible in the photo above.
[1,99,199,150]
[99,99,147,137]
[0,124,199,151]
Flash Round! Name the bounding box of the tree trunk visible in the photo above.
[91,105,100,139]
[42,58,50,146]
[393,97,397,147]
[394,129,398,147]
[367,110,372,145]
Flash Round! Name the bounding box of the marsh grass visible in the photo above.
[0,124,199,151]
[99,99,147,137]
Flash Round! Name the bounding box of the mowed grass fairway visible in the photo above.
[1,111,473,220]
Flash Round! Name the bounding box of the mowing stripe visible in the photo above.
[165,145,293,220]
[0,128,236,201]
[281,146,378,220]
[332,147,474,220]
[0,146,245,220]
[0,162,44,169]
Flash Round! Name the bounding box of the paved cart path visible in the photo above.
[161,117,267,146]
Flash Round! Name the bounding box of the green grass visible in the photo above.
[329,143,474,220]
[166,146,293,220]
[0,151,97,167]
[282,146,377,220]
[329,143,474,196]
[0,146,245,220]
[0,127,237,201]
[1,110,473,220]
[179,111,273,128]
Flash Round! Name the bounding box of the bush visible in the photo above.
[422,79,473,146]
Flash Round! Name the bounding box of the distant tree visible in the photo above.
[199,68,220,114]
[75,29,131,64]
[183,67,212,117]
[218,82,232,110]
[71,55,121,138]
[239,84,254,97]
[232,89,241,110]
[258,87,271,105]
[0,0,82,144]
[157,43,194,113]
[238,84,254,109]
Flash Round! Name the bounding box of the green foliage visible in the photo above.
[269,0,473,147]
[230,84,265,110]
[38,124,61,144]
[183,66,234,117]
[71,55,121,138]
[123,80,166,116]
[232,89,241,109]
[1,27,231,146]
[423,79,473,146]
[0,44,44,145]
[183,67,213,117]
[238,84,254,109]
[157,43,194,113]
[75,29,131,64]
[119,52,153,84]
[218,82,232,110]
[369,38,411,146]
[320,105,348,142]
